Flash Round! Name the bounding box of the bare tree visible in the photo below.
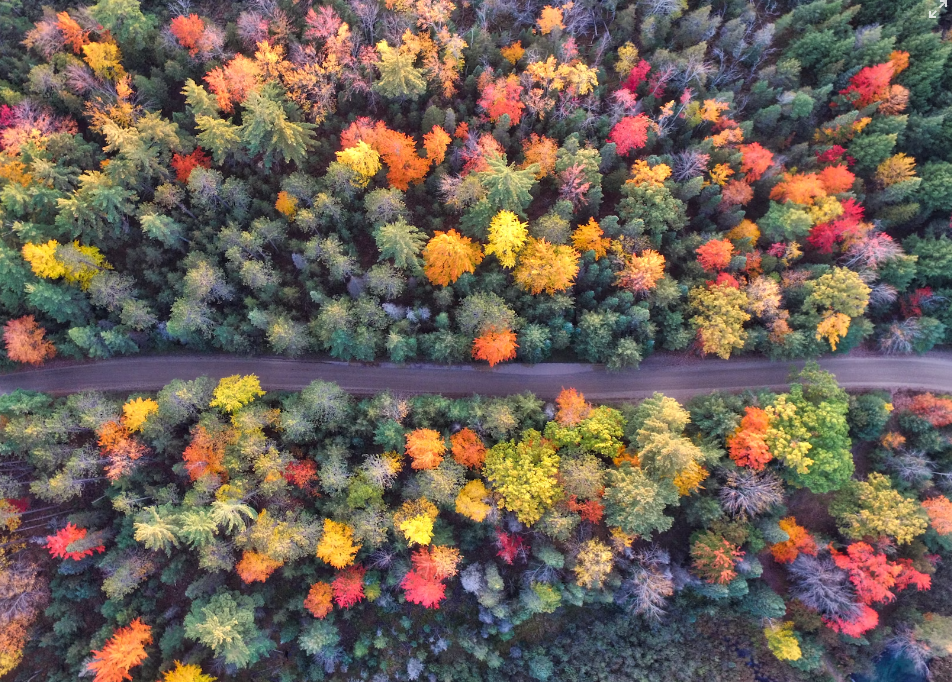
[719,469,784,518]
[788,554,862,621]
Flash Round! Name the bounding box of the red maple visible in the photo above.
[621,60,651,92]
[609,115,651,156]
[284,459,318,491]
[825,604,879,638]
[739,142,774,182]
[567,495,605,523]
[332,566,366,608]
[46,523,105,561]
[496,530,526,565]
[840,62,895,108]
[401,568,446,608]
[171,148,211,183]
[832,542,931,606]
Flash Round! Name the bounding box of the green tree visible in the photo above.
[374,40,427,99]
[688,284,751,360]
[603,463,679,537]
[374,219,426,272]
[240,87,316,169]
[477,153,538,216]
[89,0,156,49]
[184,590,274,668]
[830,472,928,544]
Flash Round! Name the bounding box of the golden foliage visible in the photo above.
[513,238,579,295]
[615,249,665,294]
[122,398,158,433]
[455,480,491,522]
[316,519,361,569]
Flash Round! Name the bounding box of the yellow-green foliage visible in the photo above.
[484,429,561,526]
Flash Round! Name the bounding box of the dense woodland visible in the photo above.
[1,366,952,680]
[0,0,951,368]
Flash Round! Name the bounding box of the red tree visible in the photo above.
[609,115,651,155]
[3,316,56,365]
[832,542,931,605]
[825,604,879,638]
[86,618,152,682]
[621,60,651,92]
[284,459,318,492]
[171,148,211,182]
[840,62,895,108]
[46,523,105,561]
[332,566,366,608]
[401,568,446,608]
[496,531,526,565]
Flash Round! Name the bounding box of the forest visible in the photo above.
[1,365,952,680]
[0,0,951,369]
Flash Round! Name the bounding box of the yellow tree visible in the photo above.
[336,141,382,188]
[571,218,611,259]
[422,230,484,286]
[394,499,439,545]
[688,283,751,359]
[486,210,528,269]
[210,375,265,413]
[316,519,361,569]
[513,238,579,294]
[455,480,491,522]
[122,398,158,432]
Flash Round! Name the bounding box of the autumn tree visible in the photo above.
[688,283,751,359]
[332,566,365,608]
[840,62,895,108]
[830,473,928,545]
[513,238,579,295]
[170,14,208,56]
[909,393,952,427]
[691,531,744,584]
[375,39,426,99]
[394,499,439,545]
[455,479,491,521]
[609,115,651,155]
[603,463,679,537]
[616,250,665,294]
[923,496,952,536]
[3,316,56,365]
[236,550,283,584]
[696,239,734,271]
[764,622,802,662]
[406,428,446,469]
[574,539,613,589]
[122,397,157,432]
[86,618,152,682]
[472,328,518,367]
[161,662,216,682]
[726,406,772,470]
[316,519,360,569]
[484,430,561,526]
[571,218,611,259]
[210,375,265,413]
[98,421,149,481]
[740,143,774,181]
[556,388,592,426]
[46,523,105,561]
[183,424,227,481]
[486,210,528,269]
[422,230,483,286]
[450,428,486,469]
[770,517,818,564]
[304,581,334,618]
[336,141,381,188]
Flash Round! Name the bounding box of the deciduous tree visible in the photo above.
[406,428,446,469]
[422,230,483,286]
[472,328,518,367]
[3,316,56,365]
[513,238,579,295]
[316,519,360,569]
[86,618,152,682]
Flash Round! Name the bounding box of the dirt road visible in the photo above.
[2,352,952,399]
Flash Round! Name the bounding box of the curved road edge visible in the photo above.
[2,352,952,400]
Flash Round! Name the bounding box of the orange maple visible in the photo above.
[720,179,754,207]
[923,496,952,536]
[726,406,772,470]
[182,424,227,481]
[99,421,148,481]
[472,328,518,367]
[477,72,525,125]
[341,118,434,190]
[204,55,261,112]
[46,523,105,560]
[3,315,56,365]
[739,142,774,182]
[423,125,451,166]
[56,12,88,53]
[422,230,484,286]
[170,14,206,56]
[401,568,446,608]
[86,618,152,682]
[236,550,283,584]
[555,388,591,426]
[406,429,446,470]
[615,249,665,294]
[696,239,734,271]
[770,517,817,563]
[909,393,952,427]
[818,164,856,194]
[450,428,486,469]
[769,172,827,205]
[304,581,334,618]
[521,133,558,178]
[571,218,611,259]
[840,62,895,108]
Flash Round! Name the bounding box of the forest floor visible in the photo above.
[2,351,952,400]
